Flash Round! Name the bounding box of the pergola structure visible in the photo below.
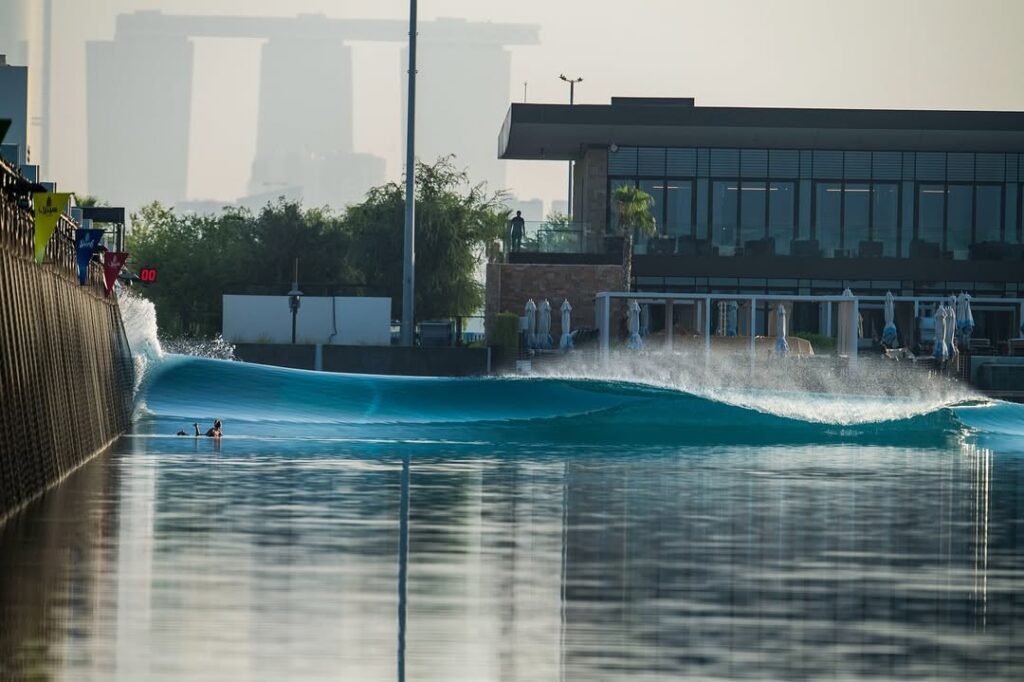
[594,291,1024,368]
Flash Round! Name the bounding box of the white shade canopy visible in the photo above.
[627,300,643,350]
[537,299,553,350]
[524,299,537,349]
[882,291,897,347]
[559,299,573,350]
[775,303,789,355]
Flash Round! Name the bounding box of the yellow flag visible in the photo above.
[33,192,71,263]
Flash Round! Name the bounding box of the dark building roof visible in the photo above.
[498,99,1024,160]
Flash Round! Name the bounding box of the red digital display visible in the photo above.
[139,268,158,283]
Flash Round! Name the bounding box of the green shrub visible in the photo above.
[792,332,836,351]
[493,312,520,364]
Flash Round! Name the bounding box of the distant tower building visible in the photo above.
[401,19,537,193]
[508,196,544,223]
[246,26,386,209]
[0,56,29,166]
[0,0,30,66]
[87,16,194,207]
[550,199,569,217]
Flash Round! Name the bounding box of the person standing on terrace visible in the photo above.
[509,210,525,252]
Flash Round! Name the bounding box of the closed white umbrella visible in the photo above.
[882,291,897,347]
[538,299,553,350]
[945,302,958,359]
[559,299,573,350]
[524,299,537,349]
[837,288,855,357]
[775,303,789,355]
[932,305,948,363]
[627,300,644,350]
[957,292,975,345]
[726,301,738,336]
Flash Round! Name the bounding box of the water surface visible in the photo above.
[2,356,1023,680]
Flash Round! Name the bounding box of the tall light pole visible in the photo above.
[401,0,418,347]
[559,74,582,217]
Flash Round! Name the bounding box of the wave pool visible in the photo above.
[2,296,1023,680]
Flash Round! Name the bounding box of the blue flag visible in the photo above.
[74,228,105,285]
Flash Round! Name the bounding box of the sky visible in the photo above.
[9,0,1024,212]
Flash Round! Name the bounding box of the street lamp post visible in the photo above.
[558,74,582,217]
[287,257,302,344]
[401,0,418,347]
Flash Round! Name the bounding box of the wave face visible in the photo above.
[122,292,1024,448]
[132,355,1024,448]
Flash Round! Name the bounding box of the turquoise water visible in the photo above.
[2,350,1024,680]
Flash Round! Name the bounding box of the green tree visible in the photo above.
[344,156,507,322]
[612,185,657,292]
[127,200,356,336]
[126,157,506,339]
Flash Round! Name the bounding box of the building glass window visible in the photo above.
[695,179,709,240]
[815,182,842,256]
[975,184,1002,243]
[843,182,870,255]
[712,180,738,255]
[872,183,899,257]
[769,181,795,255]
[665,181,693,238]
[740,181,767,249]
[917,184,945,252]
[947,184,972,259]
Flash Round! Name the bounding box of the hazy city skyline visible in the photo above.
[3,0,1024,214]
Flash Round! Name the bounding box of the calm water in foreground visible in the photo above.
[2,435,1023,680]
[1,356,1023,680]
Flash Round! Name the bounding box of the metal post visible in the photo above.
[850,298,860,367]
[704,296,712,357]
[749,298,756,370]
[397,452,410,682]
[401,0,418,347]
[559,74,582,216]
[599,294,610,368]
[288,258,302,345]
[41,0,53,170]
[567,82,573,216]
[665,299,673,352]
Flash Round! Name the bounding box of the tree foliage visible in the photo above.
[612,185,657,293]
[127,157,507,337]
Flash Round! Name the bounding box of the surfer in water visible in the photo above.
[179,420,222,437]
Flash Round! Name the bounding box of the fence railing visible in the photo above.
[506,220,588,255]
[0,159,107,295]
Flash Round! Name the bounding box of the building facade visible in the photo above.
[496,98,1024,345]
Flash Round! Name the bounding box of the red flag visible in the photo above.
[102,251,129,295]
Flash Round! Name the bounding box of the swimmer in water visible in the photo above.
[192,420,223,438]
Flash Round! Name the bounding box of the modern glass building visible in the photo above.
[497,97,1024,343]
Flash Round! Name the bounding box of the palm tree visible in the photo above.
[612,185,657,292]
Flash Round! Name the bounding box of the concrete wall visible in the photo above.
[0,161,134,522]
[222,295,391,346]
[485,262,622,340]
[234,344,491,377]
[574,147,608,252]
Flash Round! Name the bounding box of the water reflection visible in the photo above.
[1,436,1022,680]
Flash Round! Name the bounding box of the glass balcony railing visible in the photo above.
[506,220,588,255]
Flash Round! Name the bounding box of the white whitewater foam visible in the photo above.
[118,289,235,404]
[118,289,163,394]
[531,351,979,426]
